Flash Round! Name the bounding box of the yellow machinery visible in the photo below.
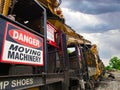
[37,0,105,82]
[0,0,62,17]
[37,0,59,13]
[0,0,10,16]
[90,44,101,80]
[0,0,105,89]
[37,0,63,17]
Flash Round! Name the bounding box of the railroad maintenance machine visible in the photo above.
[0,0,105,90]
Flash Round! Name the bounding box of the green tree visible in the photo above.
[109,56,120,70]
[105,65,112,70]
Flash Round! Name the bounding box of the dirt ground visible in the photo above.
[95,71,120,90]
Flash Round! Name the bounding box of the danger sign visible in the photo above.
[1,22,44,66]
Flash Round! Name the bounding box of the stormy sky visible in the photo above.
[60,0,120,65]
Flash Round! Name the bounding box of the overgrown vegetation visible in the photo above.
[106,56,120,70]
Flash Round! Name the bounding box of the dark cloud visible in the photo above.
[61,1,120,33]
[61,1,120,65]
[62,8,120,33]
[79,23,112,33]
[98,12,120,29]
[61,0,120,14]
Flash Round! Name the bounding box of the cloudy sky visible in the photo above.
[60,0,120,66]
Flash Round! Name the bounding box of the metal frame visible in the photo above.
[0,0,48,89]
[34,0,48,73]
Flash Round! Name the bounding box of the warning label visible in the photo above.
[1,22,43,66]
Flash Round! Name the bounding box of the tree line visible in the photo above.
[106,56,120,70]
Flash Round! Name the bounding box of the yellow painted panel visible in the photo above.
[27,87,39,90]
